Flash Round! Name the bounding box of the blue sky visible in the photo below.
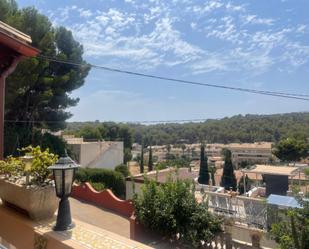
[18,0,309,122]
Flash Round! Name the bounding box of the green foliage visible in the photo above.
[77,125,102,140]
[0,145,57,185]
[270,198,309,249]
[273,138,309,163]
[90,182,105,192]
[115,164,129,177]
[220,149,237,191]
[198,144,209,185]
[148,146,153,171]
[0,156,23,178]
[124,148,132,164]
[20,146,58,185]
[119,112,309,145]
[155,162,168,170]
[75,168,125,197]
[66,113,309,147]
[1,1,89,156]
[238,175,253,195]
[133,177,222,248]
[140,144,144,173]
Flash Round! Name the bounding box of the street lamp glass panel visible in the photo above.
[64,168,74,196]
[54,169,64,197]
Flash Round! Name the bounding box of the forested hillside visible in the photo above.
[66,112,309,145]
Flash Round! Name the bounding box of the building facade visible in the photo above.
[64,136,124,169]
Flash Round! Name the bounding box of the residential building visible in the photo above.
[64,135,123,169]
[227,142,273,168]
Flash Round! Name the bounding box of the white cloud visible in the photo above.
[78,9,93,18]
[48,1,309,76]
[243,15,275,25]
[225,2,246,12]
[281,42,309,67]
[206,16,242,44]
[296,24,307,33]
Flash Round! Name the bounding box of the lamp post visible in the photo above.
[48,152,79,231]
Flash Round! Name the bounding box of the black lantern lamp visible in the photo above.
[48,152,79,231]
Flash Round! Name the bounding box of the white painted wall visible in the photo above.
[126,180,143,200]
[68,141,123,170]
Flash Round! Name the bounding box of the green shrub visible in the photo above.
[0,156,23,178]
[133,177,222,248]
[0,146,58,186]
[21,146,58,185]
[115,164,129,177]
[90,182,105,192]
[75,168,125,197]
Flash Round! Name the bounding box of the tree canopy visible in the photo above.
[0,0,90,156]
[198,144,209,185]
[220,149,237,191]
[126,112,309,145]
[273,138,309,163]
[270,197,309,249]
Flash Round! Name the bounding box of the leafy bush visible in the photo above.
[21,146,58,185]
[0,156,23,178]
[115,164,129,177]
[270,197,309,249]
[0,146,57,186]
[90,182,105,191]
[133,177,222,248]
[75,168,125,197]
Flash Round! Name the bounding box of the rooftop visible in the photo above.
[128,167,198,183]
[0,21,32,44]
[0,21,39,56]
[243,164,299,176]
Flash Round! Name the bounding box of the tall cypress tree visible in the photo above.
[220,149,237,191]
[198,144,209,184]
[148,146,153,172]
[140,142,144,173]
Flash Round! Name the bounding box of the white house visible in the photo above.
[64,135,123,169]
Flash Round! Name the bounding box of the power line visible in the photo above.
[37,55,309,101]
[4,118,209,124]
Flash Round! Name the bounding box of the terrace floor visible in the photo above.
[70,197,131,238]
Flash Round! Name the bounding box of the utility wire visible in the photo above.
[37,55,309,101]
[4,118,209,124]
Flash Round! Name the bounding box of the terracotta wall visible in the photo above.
[0,205,74,249]
[71,182,134,218]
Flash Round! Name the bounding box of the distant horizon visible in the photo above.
[66,111,309,124]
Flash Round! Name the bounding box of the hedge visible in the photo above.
[75,168,125,197]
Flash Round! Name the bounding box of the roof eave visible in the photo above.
[0,31,40,57]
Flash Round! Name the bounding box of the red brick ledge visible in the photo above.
[71,182,134,218]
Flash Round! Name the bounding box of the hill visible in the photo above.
[66,112,309,146]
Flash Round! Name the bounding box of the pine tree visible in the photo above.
[140,142,144,173]
[198,144,209,184]
[220,149,237,191]
[148,146,153,172]
[1,2,90,156]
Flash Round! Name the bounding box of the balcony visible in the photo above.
[0,200,151,249]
